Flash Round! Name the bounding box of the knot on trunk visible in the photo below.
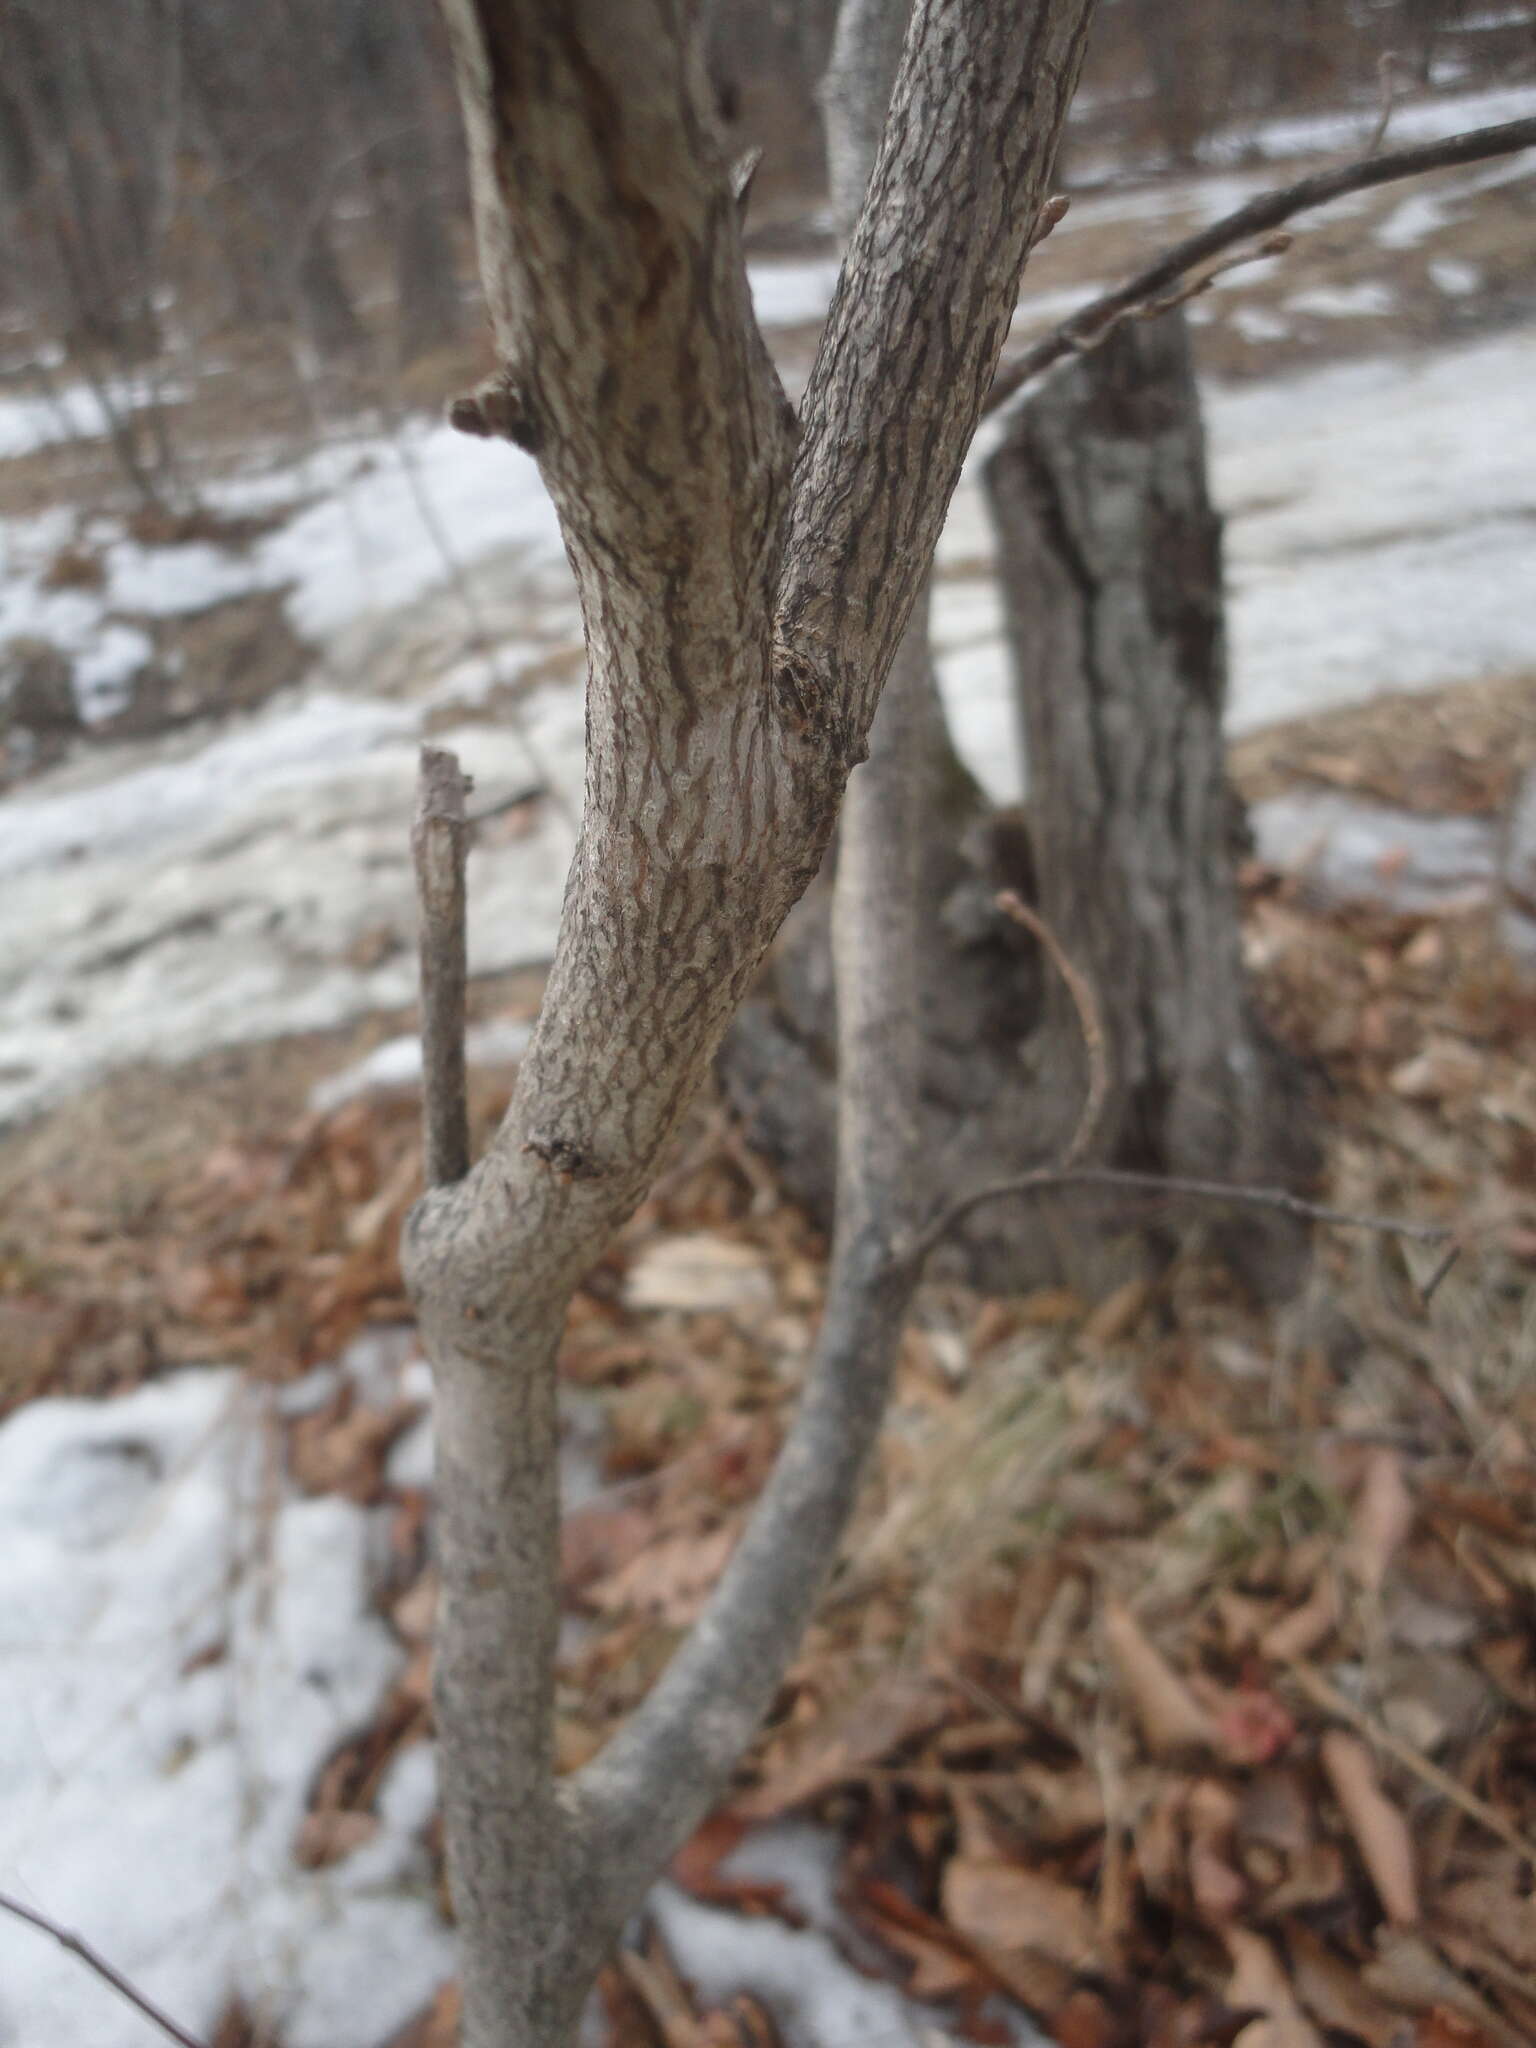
[447,370,544,454]
[771,636,865,774]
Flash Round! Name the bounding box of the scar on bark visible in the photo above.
[523,1131,605,1182]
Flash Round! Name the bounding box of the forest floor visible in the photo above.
[0,70,1534,2048]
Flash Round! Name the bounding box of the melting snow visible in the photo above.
[0,1369,453,2048]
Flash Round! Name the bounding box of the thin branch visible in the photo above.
[776,0,1097,752]
[0,1889,209,2048]
[986,112,1536,416]
[412,745,471,1188]
[1133,229,1292,320]
[1283,1659,1536,1864]
[904,1164,1454,1276]
[1365,51,1401,160]
[995,889,1106,1166]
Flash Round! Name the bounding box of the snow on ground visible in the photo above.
[0,377,187,463]
[0,1364,453,2048]
[1,322,1532,1121]
[0,1364,1001,2048]
[1197,78,1536,167]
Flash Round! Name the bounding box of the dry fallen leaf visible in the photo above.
[623,1233,775,1314]
[942,1857,1110,1975]
[294,1808,380,1870]
[1261,1573,1338,1663]
[1365,1929,1526,2048]
[1283,1925,1408,2048]
[1224,1929,1325,2048]
[1436,1877,1536,1971]
[1102,1595,1216,1757]
[1348,1449,1415,1595]
[1320,1731,1419,1926]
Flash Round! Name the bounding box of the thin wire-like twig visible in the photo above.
[1365,51,1402,160]
[904,1163,1454,1278]
[0,1889,209,2048]
[995,888,1106,1166]
[988,112,1536,417]
[1283,1659,1536,1863]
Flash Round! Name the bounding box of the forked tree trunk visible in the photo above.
[984,307,1316,1289]
[412,3,1095,2042]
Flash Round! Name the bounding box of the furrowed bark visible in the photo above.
[411,1,1094,2038]
[776,0,1095,744]
[576,592,932,1928]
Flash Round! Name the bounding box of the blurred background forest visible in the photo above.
[1,0,1530,513]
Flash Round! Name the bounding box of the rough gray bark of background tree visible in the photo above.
[984,307,1316,1292]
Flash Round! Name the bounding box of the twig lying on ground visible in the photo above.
[0,1890,208,2048]
[986,112,1536,415]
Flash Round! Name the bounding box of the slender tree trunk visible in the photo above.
[409,1,1095,2039]
[720,0,1047,1289]
[984,307,1316,1292]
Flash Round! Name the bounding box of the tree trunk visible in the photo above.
[412,1,1095,2039]
[725,307,1316,1297]
[984,307,1316,1292]
[720,0,1048,1292]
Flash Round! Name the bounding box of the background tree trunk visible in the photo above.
[984,307,1316,1291]
[725,306,1316,1295]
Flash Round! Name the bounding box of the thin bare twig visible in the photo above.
[986,112,1536,416]
[1284,1660,1536,1864]
[1419,1239,1464,1304]
[412,745,472,1188]
[1366,52,1401,160]
[995,889,1106,1166]
[904,1164,1453,1276]
[1133,230,1292,321]
[0,1889,209,2048]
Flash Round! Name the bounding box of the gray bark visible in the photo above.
[984,308,1316,1291]
[720,0,1048,1291]
[410,0,1094,2040]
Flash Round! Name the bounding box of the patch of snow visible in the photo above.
[1461,5,1533,28]
[1229,305,1292,343]
[1210,329,1536,729]
[309,1017,534,1114]
[1501,767,1536,974]
[1284,282,1398,319]
[74,622,155,724]
[650,1884,947,2048]
[0,677,582,1127]
[0,377,186,462]
[746,258,844,329]
[0,1371,453,2048]
[106,539,269,618]
[1428,256,1481,296]
[1250,792,1498,913]
[250,421,566,643]
[1375,188,1451,250]
[1212,80,1536,165]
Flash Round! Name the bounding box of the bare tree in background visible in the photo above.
[405,1,1094,2041]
